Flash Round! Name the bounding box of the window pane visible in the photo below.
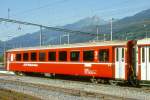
[39,52,46,61]
[142,48,145,63]
[149,48,150,62]
[16,53,21,61]
[70,51,80,61]
[48,52,56,61]
[31,52,37,61]
[23,53,28,61]
[83,50,94,61]
[59,51,67,61]
[122,48,124,58]
[99,49,109,62]
[116,48,119,61]
[122,48,124,61]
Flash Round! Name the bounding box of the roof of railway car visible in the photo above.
[7,40,128,52]
[137,38,150,45]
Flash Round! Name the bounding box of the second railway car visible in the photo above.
[5,40,137,85]
[136,38,150,82]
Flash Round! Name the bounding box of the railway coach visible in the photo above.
[136,38,150,83]
[5,40,137,85]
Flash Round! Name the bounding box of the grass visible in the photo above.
[0,88,41,100]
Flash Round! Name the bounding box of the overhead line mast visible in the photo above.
[0,18,94,35]
[0,17,95,46]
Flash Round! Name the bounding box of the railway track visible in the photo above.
[0,73,150,100]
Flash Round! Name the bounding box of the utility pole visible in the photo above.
[40,26,42,46]
[110,18,113,41]
[67,33,69,44]
[59,35,61,44]
[8,8,10,19]
[63,33,70,44]
[144,24,147,38]
[96,25,99,41]
[125,32,128,41]
[103,33,106,41]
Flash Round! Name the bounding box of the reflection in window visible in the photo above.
[39,52,46,61]
[116,48,119,61]
[59,51,67,61]
[23,53,28,61]
[149,48,150,62]
[122,48,124,61]
[99,49,109,62]
[31,52,37,61]
[83,50,94,61]
[70,51,80,61]
[142,48,145,63]
[48,52,56,61]
[16,53,21,61]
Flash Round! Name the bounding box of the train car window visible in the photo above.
[122,48,124,61]
[16,53,21,61]
[83,50,94,61]
[142,48,145,63]
[23,53,28,61]
[116,48,119,61]
[59,51,67,61]
[39,52,46,61]
[48,52,56,61]
[149,48,150,62]
[31,52,37,61]
[70,51,80,61]
[99,49,109,62]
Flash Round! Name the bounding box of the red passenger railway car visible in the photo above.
[5,40,136,84]
[136,38,150,82]
[6,38,150,85]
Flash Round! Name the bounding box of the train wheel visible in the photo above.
[90,78,98,84]
[44,73,55,79]
[109,80,117,86]
[44,73,52,77]
[129,80,140,87]
[14,71,25,76]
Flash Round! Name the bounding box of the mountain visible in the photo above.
[82,9,150,40]
[111,9,150,40]
[1,8,150,54]
[63,15,108,30]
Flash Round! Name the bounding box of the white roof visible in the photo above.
[7,40,128,52]
[137,38,150,45]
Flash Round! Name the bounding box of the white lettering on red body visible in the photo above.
[23,63,38,67]
[84,68,96,75]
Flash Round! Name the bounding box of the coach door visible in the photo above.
[115,48,125,79]
[141,47,150,81]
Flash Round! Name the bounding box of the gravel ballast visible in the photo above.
[0,74,150,100]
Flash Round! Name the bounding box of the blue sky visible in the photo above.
[0,0,150,40]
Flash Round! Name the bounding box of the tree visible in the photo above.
[0,55,4,62]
